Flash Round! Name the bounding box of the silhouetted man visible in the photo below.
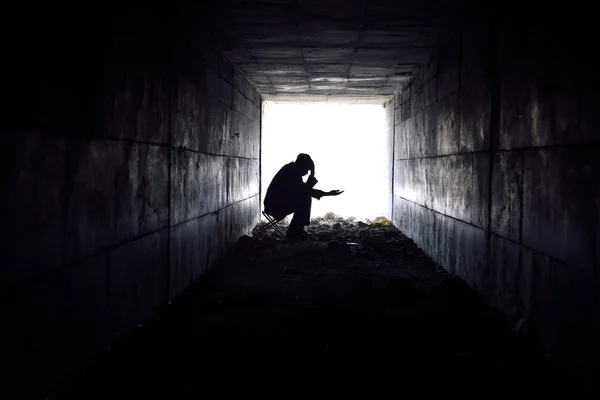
[264,153,343,239]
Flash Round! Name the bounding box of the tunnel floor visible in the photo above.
[59,217,569,398]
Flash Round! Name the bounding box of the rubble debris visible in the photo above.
[326,240,351,256]
[323,212,337,220]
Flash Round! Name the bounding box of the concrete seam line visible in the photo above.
[170,194,260,228]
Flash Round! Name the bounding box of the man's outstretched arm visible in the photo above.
[311,189,344,200]
[311,189,326,200]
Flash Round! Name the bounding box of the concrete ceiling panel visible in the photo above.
[305,64,351,77]
[273,84,311,92]
[298,0,367,20]
[248,75,272,84]
[353,48,402,66]
[248,47,303,59]
[345,86,382,94]
[379,86,398,94]
[349,65,396,78]
[348,77,388,87]
[269,77,308,85]
[302,47,355,63]
[394,64,421,73]
[387,75,412,84]
[308,76,348,83]
[300,20,360,46]
[240,63,306,76]
[211,0,460,97]
[309,84,347,92]
[359,30,427,47]
[396,47,434,64]
[236,24,298,45]
[223,48,256,63]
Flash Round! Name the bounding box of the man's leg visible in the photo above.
[287,194,312,237]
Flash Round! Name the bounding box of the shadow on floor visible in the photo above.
[58,218,575,398]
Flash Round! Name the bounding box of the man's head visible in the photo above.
[295,153,314,176]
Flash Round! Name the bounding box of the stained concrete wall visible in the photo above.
[392,10,600,386]
[1,4,260,397]
[384,98,395,219]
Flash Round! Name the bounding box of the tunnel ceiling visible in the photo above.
[210,0,468,100]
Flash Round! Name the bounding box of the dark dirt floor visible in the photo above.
[57,217,575,399]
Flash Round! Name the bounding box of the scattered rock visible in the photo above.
[237,235,255,248]
[373,216,393,226]
[323,212,337,220]
[332,223,342,230]
[372,242,388,254]
[318,233,332,241]
[259,236,280,246]
[261,247,281,259]
[327,240,351,256]
[357,221,368,228]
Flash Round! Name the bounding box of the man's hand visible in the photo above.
[327,190,344,196]
[306,176,318,188]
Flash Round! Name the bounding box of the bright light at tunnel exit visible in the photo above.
[261,101,389,221]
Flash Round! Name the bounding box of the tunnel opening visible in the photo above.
[261,100,393,221]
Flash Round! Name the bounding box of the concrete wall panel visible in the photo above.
[24,253,110,393]
[401,82,412,103]
[435,92,459,155]
[171,150,226,225]
[397,154,488,228]
[215,195,261,259]
[225,109,260,158]
[108,230,169,338]
[460,23,490,86]
[226,158,260,203]
[172,77,209,151]
[422,76,438,109]
[488,234,526,319]
[392,197,436,256]
[4,132,67,281]
[459,75,491,153]
[1,7,262,396]
[491,151,522,240]
[394,120,408,159]
[385,98,395,219]
[394,100,402,126]
[522,146,599,275]
[86,56,169,144]
[410,86,423,118]
[437,62,460,100]
[170,213,218,299]
[392,13,600,386]
[66,140,169,262]
[400,99,411,123]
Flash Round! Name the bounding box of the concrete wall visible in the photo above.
[392,10,600,385]
[1,4,260,397]
[384,98,395,219]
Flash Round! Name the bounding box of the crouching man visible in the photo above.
[264,153,343,239]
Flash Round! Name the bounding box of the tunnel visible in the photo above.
[2,0,599,398]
